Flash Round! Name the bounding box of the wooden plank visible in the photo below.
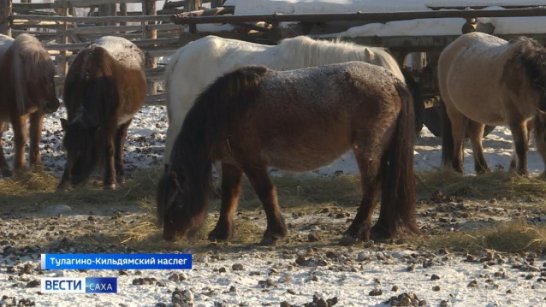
[43,37,180,51]
[13,3,56,10]
[56,0,143,7]
[171,7,546,24]
[14,14,171,23]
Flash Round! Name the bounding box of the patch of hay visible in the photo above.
[0,171,57,195]
[428,221,546,253]
[416,170,546,201]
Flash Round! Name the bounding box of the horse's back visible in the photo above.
[94,36,144,69]
[439,32,513,124]
[241,62,403,170]
[64,36,145,124]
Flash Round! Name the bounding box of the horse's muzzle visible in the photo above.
[42,99,60,114]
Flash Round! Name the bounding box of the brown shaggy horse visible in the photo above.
[59,36,146,189]
[0,34,60,177]
[157,62,418,244]
[439,32,546,175]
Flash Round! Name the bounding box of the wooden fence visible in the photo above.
[0,0,219,104]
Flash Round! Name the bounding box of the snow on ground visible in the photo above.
[1,105,543,178]
[0,105,545,306]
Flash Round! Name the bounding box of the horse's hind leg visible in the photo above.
[208,163,243,241]
[29,112,43,170]
[114,120,131,184]
[342,144,382,244]
[510,120,529,176]
[0,122,11,177]
[11,114,28,172]
[103,135,117,190]
[467,120,488,174]
[446,109,466,173]
[533,114,546,177]
[243,165,287,245]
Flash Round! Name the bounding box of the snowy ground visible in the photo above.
[0,105,545,306]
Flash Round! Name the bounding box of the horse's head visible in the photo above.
[60,114,99,186]
[156,168,208,241]
[511,37,546,103]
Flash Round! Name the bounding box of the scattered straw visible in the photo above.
[428,221,546,253]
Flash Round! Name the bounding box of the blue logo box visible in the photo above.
[85,277,117,293]
[41,277,117,294]
[41,253,192,270]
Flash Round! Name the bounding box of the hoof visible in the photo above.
[339,234,359,246]
[370,224,393,241]
[104,183,117,190]
[259,235,279,246]
[1,169,12,178]
[208,227,232,242]
[116,175,126,185]
[259,229,286,246]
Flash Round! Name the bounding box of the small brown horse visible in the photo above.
[0,34,60,177]
[59,36,146,189]
[439,32,546,175]
[157,62,418,244]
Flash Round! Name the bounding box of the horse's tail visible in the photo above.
[402,69,424,134]
[12,46,26,114]
[381,81,419,235]
[440,102,454,168]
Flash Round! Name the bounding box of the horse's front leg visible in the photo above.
[11,114,28,172]
[510,120,529,176]
[243,165,287,245]
[29,112,44,170]
[208,163,243,241]
[103,135,117,189]
[114,120,131,184]
[467,120,488,174]
[0,122,12,177]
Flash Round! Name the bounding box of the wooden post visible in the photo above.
[57,7,69,77]
[120,3,127,27]
[0,0,12,36]
[186,0,202,11]
[143,0,158,94]
[99,3,116,26]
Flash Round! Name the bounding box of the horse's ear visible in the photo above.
[60,118,68,131]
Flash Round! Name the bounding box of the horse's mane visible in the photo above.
[278,36,404,81]
[168,66,268,222]
[11,34,52,114]
[511,36,546,97]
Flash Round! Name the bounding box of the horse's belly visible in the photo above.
[264,142,351,171]
[449,92,506,125]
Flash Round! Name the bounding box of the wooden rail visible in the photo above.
[0,0,215,105]
[171,7,546,25]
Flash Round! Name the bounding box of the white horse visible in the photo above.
[164,35,406,165]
